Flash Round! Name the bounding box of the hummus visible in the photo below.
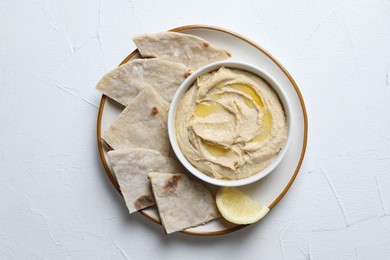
[175,67,287,180]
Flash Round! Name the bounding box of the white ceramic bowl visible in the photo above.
[168,61,293,187]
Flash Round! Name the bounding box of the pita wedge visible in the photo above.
[108,148,184,214]
[96,58,191,105]
[133,32,231,70]
[102,85,170,155]
[148,172,220,234]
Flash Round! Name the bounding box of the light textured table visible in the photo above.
[1,0,390,259]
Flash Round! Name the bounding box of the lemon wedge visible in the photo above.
[216,187,270,224]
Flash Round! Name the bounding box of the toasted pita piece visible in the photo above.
[133,32,231,70]
[102,85,170,155]
[96,58,191,105]
[108,149,184,214]
[148,172,220,234]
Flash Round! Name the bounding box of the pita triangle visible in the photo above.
[133,32,231,70]
[102,85,170,156]
[96,58,191,106]
[148,172,220,234]
[108,148,184,214]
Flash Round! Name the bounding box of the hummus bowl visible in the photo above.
[168,61,293,187]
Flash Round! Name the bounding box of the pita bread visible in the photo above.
[133,32,231,70]
[148,172,220,234]
[108,148,184,214]
[96,58,191,105]
[102,85,170,155]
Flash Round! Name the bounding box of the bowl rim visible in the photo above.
[168,60,293,187]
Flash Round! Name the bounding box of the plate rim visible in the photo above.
[96,24,308,236]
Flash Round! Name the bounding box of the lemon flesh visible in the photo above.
[216,187,270,224]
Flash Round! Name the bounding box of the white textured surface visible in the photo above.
[1,0,390,259]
